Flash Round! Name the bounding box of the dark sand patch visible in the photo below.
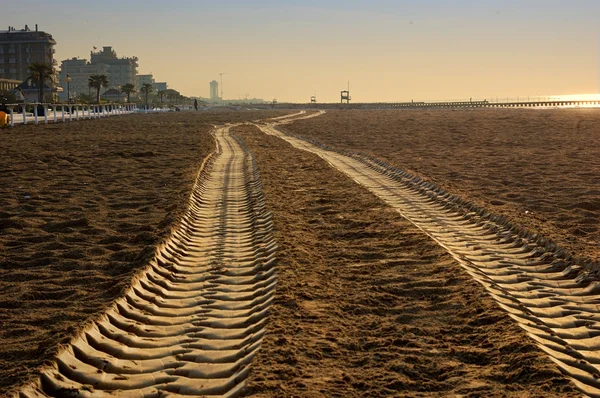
[0,110,289,395]
[236,125,577,397]
[283,109,600,263]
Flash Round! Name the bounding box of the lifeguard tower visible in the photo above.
[341,82,350,104]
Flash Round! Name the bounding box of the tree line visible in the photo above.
[23,62,185,104]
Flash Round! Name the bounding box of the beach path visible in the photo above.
[254,112,600,397]
[18,125,276,397]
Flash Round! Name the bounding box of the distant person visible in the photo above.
[14,88,25,113]
[14,87,25,103]
[194,99,198,111]
[15,87,25,104]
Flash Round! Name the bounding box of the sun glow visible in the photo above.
[552,94,600,102]
[530,94,600,108]
[523,94,600,109]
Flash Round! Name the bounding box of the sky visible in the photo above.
[5,0,600,102]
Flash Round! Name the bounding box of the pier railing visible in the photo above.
[262,100,600,110]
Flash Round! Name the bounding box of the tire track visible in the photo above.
[17,126,276,397]
[256,117,600,397]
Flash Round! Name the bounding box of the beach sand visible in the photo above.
[0,110,288,394]
[236,123,578,397]
[0,108,594,396]
[282,108,600,264]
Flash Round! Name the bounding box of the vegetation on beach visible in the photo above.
[27,62,55,103]
[141,83,153,105]
[120,83,136,103]
[88,74,109,104]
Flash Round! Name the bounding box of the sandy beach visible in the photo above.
[4,0,599,395]
[0,108,597,396]
[282,108,600,264]
[236,123,578,397]
[0,110,288,394]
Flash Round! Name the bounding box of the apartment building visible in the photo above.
[0,24,56,82]
[58,58,109,100]
[90,46,138,87]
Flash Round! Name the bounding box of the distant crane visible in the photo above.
[219,72,227,99]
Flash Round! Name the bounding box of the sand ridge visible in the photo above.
[11,124,277,396]
[0,111,290,395]
[236,122,577,397]
[18,125,276,396]
[281,109,600,262]
[257,116,600,396]
[0,109,590,396]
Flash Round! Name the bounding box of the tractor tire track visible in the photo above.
[17,125,276,397]
[256,117,600,397]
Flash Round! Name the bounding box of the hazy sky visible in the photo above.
[5,1,600,102]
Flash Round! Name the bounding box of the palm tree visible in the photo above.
[88,74,109,103]
[120,83,136,103]
[157,90,165,105]
[141,83,153,105]
[27,62,54,103]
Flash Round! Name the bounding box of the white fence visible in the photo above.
[2,103,140,127]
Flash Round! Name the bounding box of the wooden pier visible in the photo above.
[263,99,600,110]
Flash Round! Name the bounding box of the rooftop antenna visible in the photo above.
[219,72,227,99]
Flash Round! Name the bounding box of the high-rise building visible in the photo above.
[0,24,56,82]
[58,58,109,100]
[90,46,138,87]
[210,80,219,101]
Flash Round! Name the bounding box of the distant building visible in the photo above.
[0,77,20,92]
[136,74,154,91]
[90,46,138,87]
[153,82,167,92]
[0,24,56,82]
[225,97,265,105]
[58,58,109,100]
[209,80,219,101]
[15,78,62,102]
[101,88,126,102]
[190,96,211,104]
